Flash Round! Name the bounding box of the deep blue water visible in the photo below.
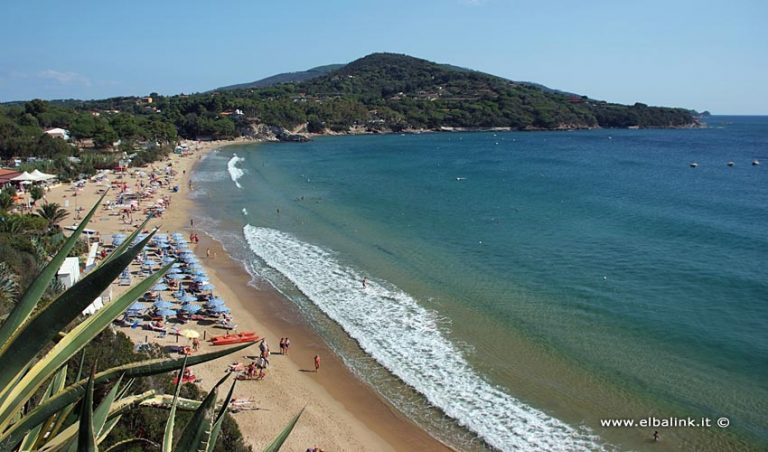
[195,116,768,450]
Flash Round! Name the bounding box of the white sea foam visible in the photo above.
[243,226,604,451]
[227,154,245,188]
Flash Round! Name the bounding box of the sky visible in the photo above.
[0,0,766,114]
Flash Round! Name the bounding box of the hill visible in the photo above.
[215,64,344,91]
[257,52,697,131]
[0,53,699,165]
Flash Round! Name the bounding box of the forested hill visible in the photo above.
[215,64,344,91]
[0,53,699,164]
[285,53,696,130]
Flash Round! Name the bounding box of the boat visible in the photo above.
[690,162,698,168]
[209,332,260,345]
[753,160,760,166]
[727,161,735,167]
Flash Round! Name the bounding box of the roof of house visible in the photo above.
[0,168,22,183]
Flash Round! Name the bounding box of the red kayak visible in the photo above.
[209,332,260,345]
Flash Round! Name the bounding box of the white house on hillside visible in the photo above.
[44,128,70,141]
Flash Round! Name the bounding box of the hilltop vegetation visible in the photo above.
[1,53,697,169]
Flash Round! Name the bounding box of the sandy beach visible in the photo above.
[44,140,450,451]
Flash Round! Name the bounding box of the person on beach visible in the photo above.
[284,337,291,355]
[192,337,200,351]
[653,431,660,442]
[190,218,194,227]
[362,276,367,288]
[314,355,321,372]
[206,248,211,258]
[279,338,285,354]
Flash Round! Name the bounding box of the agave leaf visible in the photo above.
[0,342,255,450]
[76,368,97,452]
[0,255,168,431]
[162,357,188,452]
[175,374,230,452]
[139,395,203,411]
[263,407,305,452]
[93,375,124,437]
[0,229,157,405]
[99,214,154,267]
[0,192,107,352]
[102,438,160,452]
[19,365,69,450]
[205,379,237,452]
[39,391,155,452]
[96,415,121,445]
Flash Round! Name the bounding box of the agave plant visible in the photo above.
[0,195,259,451]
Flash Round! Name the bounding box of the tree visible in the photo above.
[29,185,44,204]
[36,202,69,231]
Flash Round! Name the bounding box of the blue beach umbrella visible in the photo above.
[166,267,181,274]
[156,308,176,317]
[127,302,146,311]
[142,259,156,267]
[182,303,202,313]
[206,297,225,306]
[162,256,175,264]
[193,276,208,283]
[209,305,230,313]
[166,273,184,280]
[152,283,169,291]
[199,283,214,291]
[180,294,197,303]
[153,300,173,309]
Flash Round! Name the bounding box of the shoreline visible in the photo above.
[46,139,452,451]
[184,145,451,450]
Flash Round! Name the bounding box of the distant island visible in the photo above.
[1,53,700,165]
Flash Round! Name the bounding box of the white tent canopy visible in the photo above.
[11,171,36,181]
[30,169,56,181]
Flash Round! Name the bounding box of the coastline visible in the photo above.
[47,139,452,451]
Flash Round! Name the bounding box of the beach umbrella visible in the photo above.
[142,259,156,267]
[156,308,176,317]
[162,256,176,264]
[127,302,146,311]
[179,328,200,339]
[179,294,197,303]
[152,283,168,291]
[199,283,214,291]
[181,304,202,313]
[153,300,173,309]
[166,273,184,280]
[171,262,184,268]
[206,297,225,306]
[209,305,230,313]
[193,276,208,283]
[191,269,207,276]
[166,267,181,274]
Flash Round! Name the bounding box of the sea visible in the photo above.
[192,116,768,451]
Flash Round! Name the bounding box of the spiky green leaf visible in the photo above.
[175,374,230,452]
[76,368,96,452]
[263,407,305,452]
[0,228,156,402]
[0,253,168,431]
[0,192,106,350]
[162,357,188,452]
[206,379,237,452]
[0,343,255,450]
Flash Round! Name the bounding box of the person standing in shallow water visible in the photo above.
[314,355,320,372]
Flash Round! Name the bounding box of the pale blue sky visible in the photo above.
[1,0,765,114]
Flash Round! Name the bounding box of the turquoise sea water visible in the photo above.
[194,116,768,451]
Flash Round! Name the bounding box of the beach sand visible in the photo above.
[44,141,450,451]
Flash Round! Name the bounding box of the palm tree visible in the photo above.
[36,202,69,230]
